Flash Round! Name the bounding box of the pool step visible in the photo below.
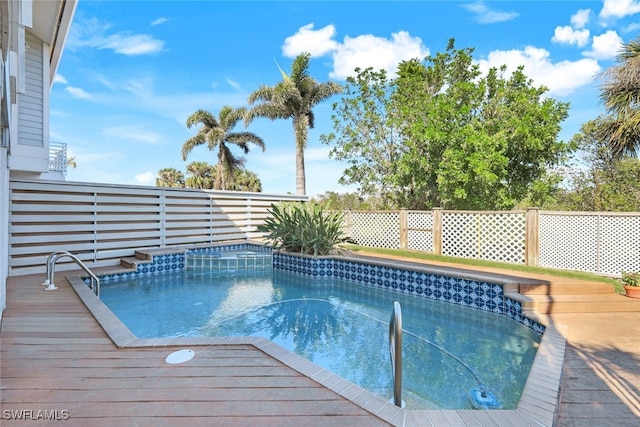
[514,277,640,313]
[519,281,613,295]
[120,256,151,269]
[120,248,185,269]
[521,293,640,314]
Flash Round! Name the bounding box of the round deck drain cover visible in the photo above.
[165,349,195,364]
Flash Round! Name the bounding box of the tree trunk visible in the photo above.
[294,117,308,196]
[296,143,306,196]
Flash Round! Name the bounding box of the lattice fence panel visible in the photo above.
[600,216,640,276]
[442,212,526,264]
[349,212,400,249]
[540,214,599,273]
[407,211,433,252]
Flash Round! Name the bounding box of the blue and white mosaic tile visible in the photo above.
[272,252,544,334]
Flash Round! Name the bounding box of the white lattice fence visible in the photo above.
[407,211,433,252]
[540,214,598,273]
[601,216,640,275]
[540,212,640,275]
[349,212,400,249]
[442,212,526,264]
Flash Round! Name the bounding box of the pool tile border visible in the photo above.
[272,252,545,334]
[69,243,567,427]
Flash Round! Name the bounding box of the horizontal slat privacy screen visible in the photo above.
[9,179,305,275]
[9,179,640,277]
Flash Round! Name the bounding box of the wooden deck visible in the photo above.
[3,264,638,426]
[0,274,390,426]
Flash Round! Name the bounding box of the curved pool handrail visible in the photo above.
[389,301,403,407]
[43,251,100,297]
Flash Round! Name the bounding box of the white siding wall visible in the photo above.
[18,32,44,147]
[8,179,305,275]
[0,147,8,310]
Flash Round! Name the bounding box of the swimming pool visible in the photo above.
[99,260,540,410]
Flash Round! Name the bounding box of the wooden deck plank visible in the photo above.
[1,387,344,403]
[1,376,324,390]
[0,275,390,426]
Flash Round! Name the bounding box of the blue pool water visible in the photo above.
[100,268,540,410]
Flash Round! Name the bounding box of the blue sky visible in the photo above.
[51,0,640,197]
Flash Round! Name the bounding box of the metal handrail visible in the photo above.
[389,301,403,407]
[43,251,100,297]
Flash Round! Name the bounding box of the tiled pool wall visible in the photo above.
[273,253,545,335]
[91,243,544,334]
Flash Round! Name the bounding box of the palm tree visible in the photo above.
[246,53,343,195]
[182,106,265,190]
[185,161,215,189]
[598,36,640,156]
[232,168,262,192]
[156,167,185,188]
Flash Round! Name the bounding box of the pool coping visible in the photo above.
[66,251,568,427]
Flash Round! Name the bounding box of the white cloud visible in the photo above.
[68,17,164,56]
[101,33,164,55]
[623,22,640,32]
[53,74,68,85]
[102,125,164,144]
[282,23,339,57]
[600,0,640,19]
[552,26,590,47]
[134,171,156,185]
[571,9,591,28]
[583,30,623,60]
[461,1,519,24]
[330,31,429,80]
[65,86,92,99]
[226,77,242,91]
[151,17,168,26]
[477,46,601,97]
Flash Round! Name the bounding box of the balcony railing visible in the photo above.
[49,141,67,175]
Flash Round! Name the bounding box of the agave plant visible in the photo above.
[257,203,349,256]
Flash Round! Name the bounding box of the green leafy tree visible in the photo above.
[185,161,215,189]
[310,191,371,210]
[597,36,640,156]
[320,68,401,208]
[156,167,185,188]
[322,40,571,210]
[246,53,343,195]
[182,106,265,190]
[392,41,571,209]
[557,117,640,211]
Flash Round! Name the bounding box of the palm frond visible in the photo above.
[227,132,266,152]
[186,109,218,129]
[181,135,206,160]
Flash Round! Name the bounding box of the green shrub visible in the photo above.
[257,203,349,256]
[622,271,640,287]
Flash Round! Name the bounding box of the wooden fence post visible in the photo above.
[525,208,540,267]
[433,208,442,255]
[399,209,408,250]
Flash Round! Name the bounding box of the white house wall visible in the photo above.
[9,31,48,174]
[0,146,8,312]
[1,0,77,314]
